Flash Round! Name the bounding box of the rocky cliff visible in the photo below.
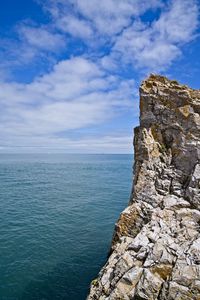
[87,74,200,300]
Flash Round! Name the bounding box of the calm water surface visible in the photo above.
[0,154,133,300]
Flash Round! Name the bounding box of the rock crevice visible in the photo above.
[87,74,200,300]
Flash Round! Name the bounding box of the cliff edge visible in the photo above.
[87,74,200,300]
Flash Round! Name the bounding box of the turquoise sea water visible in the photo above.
[0,154,133,300]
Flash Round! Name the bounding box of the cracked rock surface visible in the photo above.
[87,74,200,300]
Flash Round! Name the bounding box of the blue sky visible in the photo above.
[0,0,200,153]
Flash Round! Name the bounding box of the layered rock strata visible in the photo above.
[87,74,200,300]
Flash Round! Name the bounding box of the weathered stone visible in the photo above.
[135,269,164,299]
[87,75,200,300]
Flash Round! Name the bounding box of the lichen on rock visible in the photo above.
[87,74,200,300]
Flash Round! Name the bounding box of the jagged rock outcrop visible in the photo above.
[87,74,200,300]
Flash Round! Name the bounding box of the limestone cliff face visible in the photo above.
[87,74,200,300]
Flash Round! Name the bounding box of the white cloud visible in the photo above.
[0,56,136,151]
[110,0,199,70]
[1,0,198,73]
[41,0,199,72]
[45,0,163,37]
[154,0,199,43]
[18,25,66,52]
[0,24,67,73]
[56,15,93,39]
[76,0,163,35]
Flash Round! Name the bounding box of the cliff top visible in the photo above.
[142,73,200,94]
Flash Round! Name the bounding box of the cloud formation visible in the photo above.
[46,0,163,36]
[0,56,136,152]
[18,25,66,52]
[103,0,199,70]
[0,0,199,152]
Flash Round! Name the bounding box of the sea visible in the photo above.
[0,154,133,300]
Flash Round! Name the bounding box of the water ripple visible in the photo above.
[0,154,132,300]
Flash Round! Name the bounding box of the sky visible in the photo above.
[0,0,200,153]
